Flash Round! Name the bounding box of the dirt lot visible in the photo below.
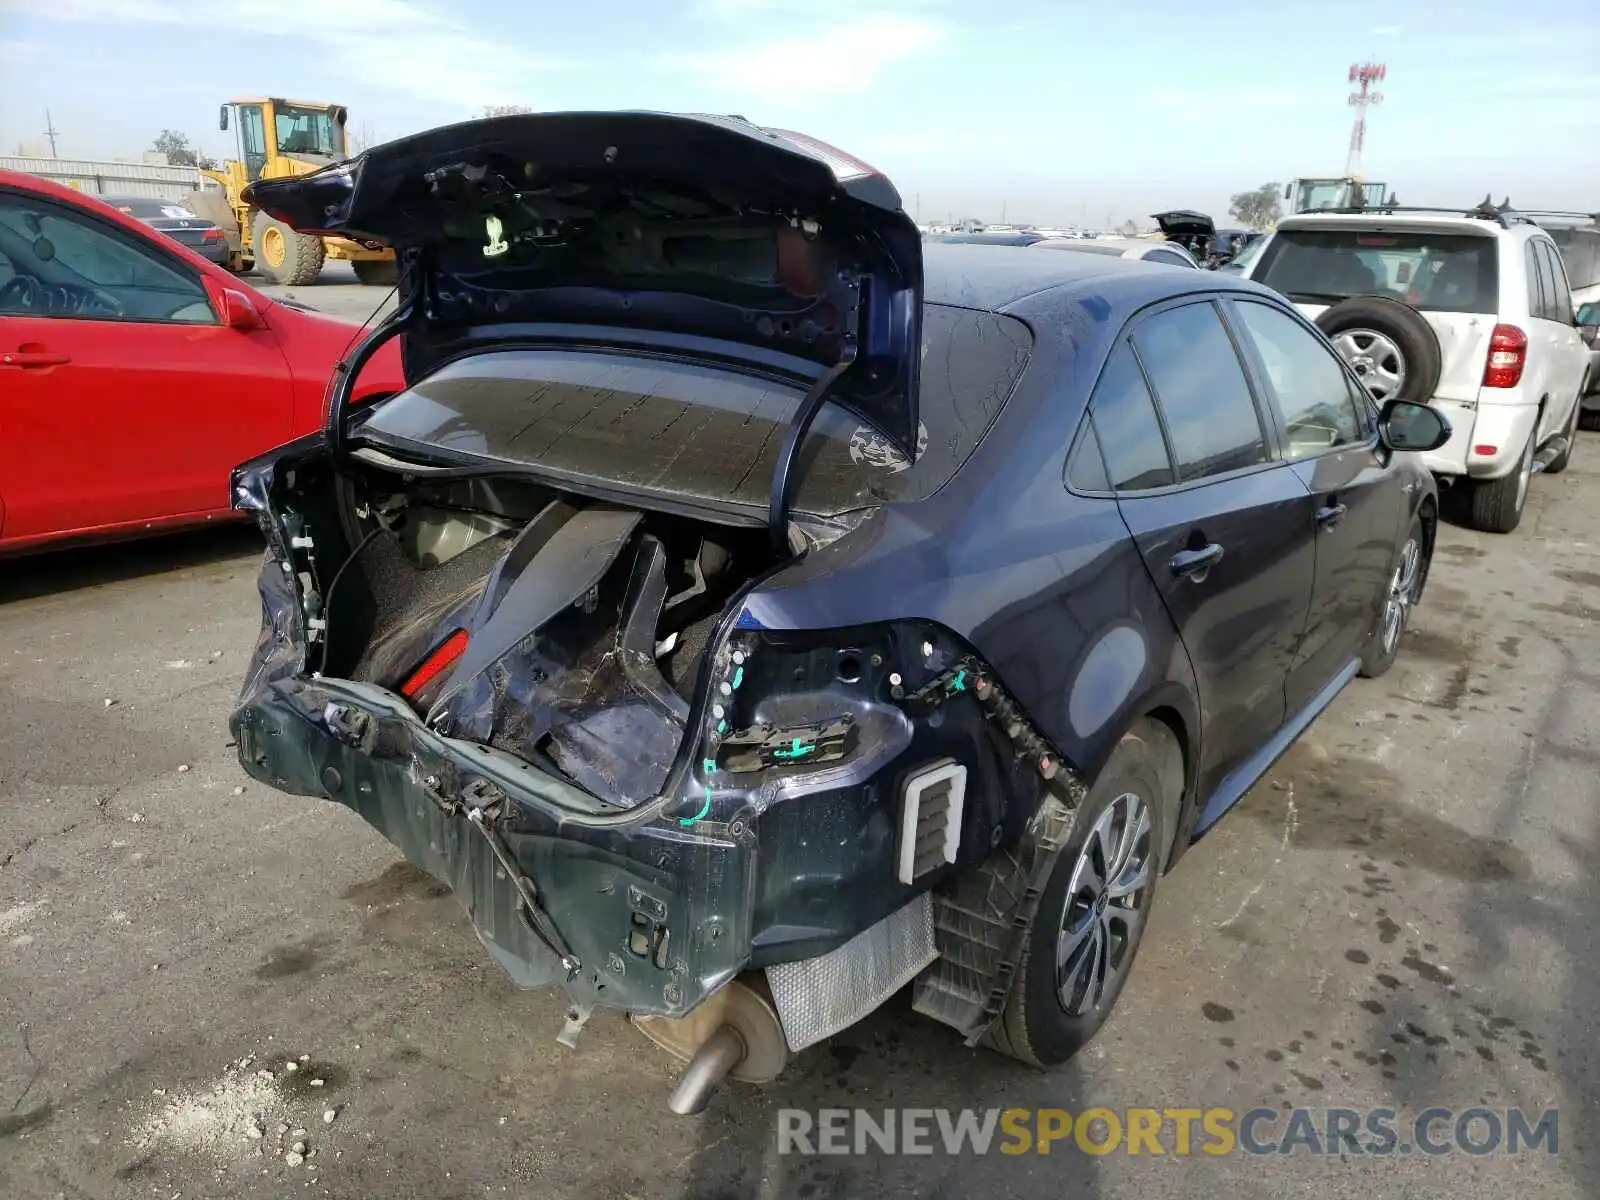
[2,342,1598,1196]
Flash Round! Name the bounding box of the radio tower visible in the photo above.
[1346,62,1386,181]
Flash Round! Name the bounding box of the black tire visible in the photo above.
[1315,296,1443,404]
[1359,513,1426,679]
[252,212,325,286]
[986,721,1174,1068]
[1544,399,1580,475]
[352,258,399,286]
[1469,427,1534,534]
[1582,407,1600,433]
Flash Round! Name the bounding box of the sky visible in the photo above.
[1,0,1595,227]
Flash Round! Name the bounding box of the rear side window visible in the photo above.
[1132,302,1269,481]
[1536,240,1574,323]
[1088,342,1173,491]
[1526,242,1553,320]
[1065,419,1111,492]
[1256,228,1499,315]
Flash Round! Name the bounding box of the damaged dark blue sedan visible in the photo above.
[227,111,1451,1114]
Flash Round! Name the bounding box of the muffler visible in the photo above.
[632,976,790,1115]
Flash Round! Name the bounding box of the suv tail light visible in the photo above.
[1482,324,1527,389]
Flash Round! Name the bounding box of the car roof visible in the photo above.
[923,241,1254,311]
[1274,212,1512,238]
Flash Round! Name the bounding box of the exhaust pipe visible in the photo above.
[632,975,791,1115]
[667,1024,748,1115]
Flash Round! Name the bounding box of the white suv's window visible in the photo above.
[1255,228,1499,315]
[1536,240,1575,324]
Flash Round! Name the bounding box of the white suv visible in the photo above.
[1242,206,1590,533]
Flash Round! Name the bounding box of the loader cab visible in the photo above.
[220,98,349,182]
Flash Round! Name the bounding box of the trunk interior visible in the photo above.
[294,456,775,809]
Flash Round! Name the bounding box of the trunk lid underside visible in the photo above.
[244,110,926,459]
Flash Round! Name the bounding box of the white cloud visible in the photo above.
[0,0,575,110]
[667,11,948,98]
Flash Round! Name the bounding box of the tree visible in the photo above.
[150,129,215,170]
[1119,218,1139,237]
[1229,183,1282,231]
[480,104,534,118]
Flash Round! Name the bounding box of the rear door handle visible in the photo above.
[1316,502,1348,528]
[1169,543,1224,579]
[0,351,71,368]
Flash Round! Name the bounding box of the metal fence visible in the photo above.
[0,156,204,201]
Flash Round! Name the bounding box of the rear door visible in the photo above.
[1227,297,1402,711]
[1095,299,1316,809]
[0,186,296,544]
[1531,238,1589,435]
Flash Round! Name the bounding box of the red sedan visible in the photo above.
[0,170,402,557]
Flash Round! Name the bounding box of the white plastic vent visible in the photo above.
[896,760,967,885]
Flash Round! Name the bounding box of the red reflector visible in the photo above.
[1482,324,1527,389]
[1473,444,1498,456]
[400,630,469,699]
[1356,235,1398,246]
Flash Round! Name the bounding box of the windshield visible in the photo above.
[1254,228,1498,313]
[274,106,340,157]
[352,303,1034,519]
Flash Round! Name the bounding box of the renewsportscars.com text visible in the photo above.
[777,1106,1559,1157]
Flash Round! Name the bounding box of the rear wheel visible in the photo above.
[352,258,399,286]
[1469,427,1535,534]
[987,721,1171,1067]
[252,213,325,286]
[1359,515,1424,679]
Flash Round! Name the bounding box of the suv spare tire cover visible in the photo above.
[1314,295,1443,404]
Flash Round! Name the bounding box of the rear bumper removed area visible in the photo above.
[234,674,753,1017]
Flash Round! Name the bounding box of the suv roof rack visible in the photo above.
[1302,196,1600,230]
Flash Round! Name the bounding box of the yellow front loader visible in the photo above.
[189,98,396,287]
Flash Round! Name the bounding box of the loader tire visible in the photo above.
[252,212,324,286]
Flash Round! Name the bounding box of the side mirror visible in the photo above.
[1378,399,1451,452]
[1576,302,1600,326]
[216,287,266,331]
[219,104,230,132]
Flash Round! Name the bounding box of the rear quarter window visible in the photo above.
[1257,228,1499,315]
[356,303,1033,518]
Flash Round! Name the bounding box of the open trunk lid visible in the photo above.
[1152,209,1216,243]
[243,110,925,458]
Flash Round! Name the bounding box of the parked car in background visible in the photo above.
[1032,236,1199,268]
[1151,209,1216,260]
[1578,298,1600,429]
[227,110,1452,1115]
[0,170,402,557]
[1241,204,1589,533]
[103,193,230,266]
[925,230,1046,246]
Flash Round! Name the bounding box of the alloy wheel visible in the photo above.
[1055,792,1154,1016]
[1331,328,1406,402]
[1380,536,1421,656]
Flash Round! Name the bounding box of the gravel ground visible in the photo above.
[1,413,1596,1198]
